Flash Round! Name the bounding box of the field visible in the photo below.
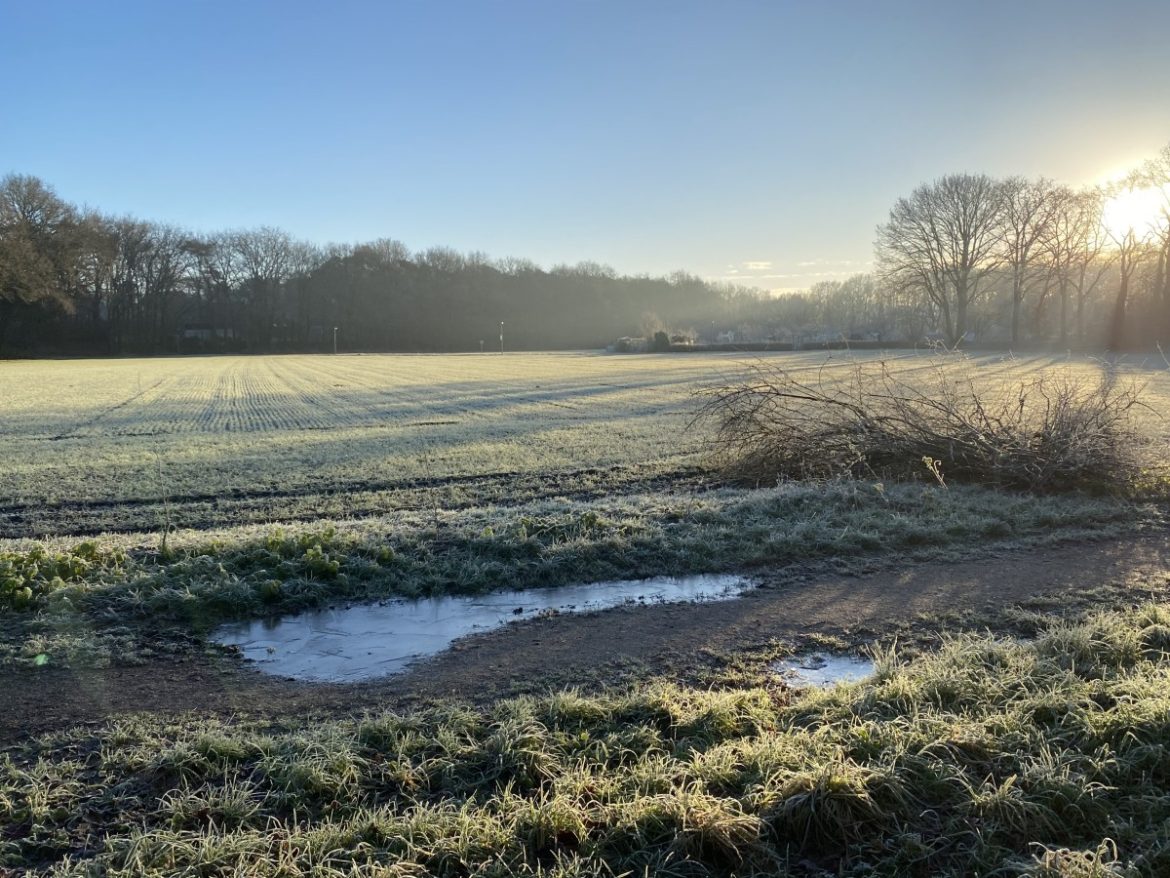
[4,350,1168,537]
[2,351,721,537]
[4,350,1170,876]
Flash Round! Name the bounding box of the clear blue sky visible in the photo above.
[3,0,1168,291]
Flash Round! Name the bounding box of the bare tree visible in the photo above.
[876,174,1005,347]
[71,211,120,340]
[1042,186,1120,348]
[184,233,237,343]
[1001,177,1061,346]
[282,240,326,345]
[1060,188,1114,347]
[226,227,295,350]
[1140,144,1170,337]
[102,220,192,352]
[1104,179,1157,351]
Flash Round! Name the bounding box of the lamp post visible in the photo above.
[333,326,338,355]
[499,321,504,354]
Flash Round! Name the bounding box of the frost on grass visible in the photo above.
[5,601,1170,875]
[4,351,1169,535]
[0,483,1143,668]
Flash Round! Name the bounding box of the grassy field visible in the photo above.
[3,350,1170,875]
[2,351,720,536]
[3,350,1167,537]
[2,350,1166,658]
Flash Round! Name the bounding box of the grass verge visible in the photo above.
[4,600,1170,876]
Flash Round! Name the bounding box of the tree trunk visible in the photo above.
[953,289,968,348]
[0,300,11,357]
[1010,267,1024,347]
[1058,279,1069,349]
[1158,236,1170,344]
[937,294,954,347]
[1108,273,1130,352]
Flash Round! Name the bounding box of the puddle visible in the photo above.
[772,653,874,688]
[214,574,752,682]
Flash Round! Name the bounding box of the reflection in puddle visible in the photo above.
[772,653,874,688]
[215,574,752,682]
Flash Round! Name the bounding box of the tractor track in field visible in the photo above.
[49,376,169,440]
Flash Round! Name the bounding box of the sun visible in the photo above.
[1102,184,1168,241]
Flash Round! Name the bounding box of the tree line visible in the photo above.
[1,143,1167,355]
[0,177,752,356]
[875,145,1170,350]
[754,146,1169,350]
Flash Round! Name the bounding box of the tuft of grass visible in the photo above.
[0,541,125,609]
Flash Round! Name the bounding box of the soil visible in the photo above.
[3,530,1169,743]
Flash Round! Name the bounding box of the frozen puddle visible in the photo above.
[215,574,752,682]
[772,653,874,688]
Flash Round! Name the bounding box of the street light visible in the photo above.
[333,326,338,355]
[499,321,504,354]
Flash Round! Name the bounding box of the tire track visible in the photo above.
[51,376,169,440]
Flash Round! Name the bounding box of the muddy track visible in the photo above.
[0,464,713,539]
[4,530,1168,742]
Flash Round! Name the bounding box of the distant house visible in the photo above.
[178,323,241,353]
[180,323,237,341]
[611,336,649,353]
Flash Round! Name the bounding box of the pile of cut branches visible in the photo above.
[695,356,1153,492]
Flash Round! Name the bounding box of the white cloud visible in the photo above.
[797,258,870,269]
[706,258,874,289]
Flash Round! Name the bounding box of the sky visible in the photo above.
[2,0,1169,292]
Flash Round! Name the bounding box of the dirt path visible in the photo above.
[4,531,1169,742]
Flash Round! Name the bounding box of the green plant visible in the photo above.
[0,543,125,610]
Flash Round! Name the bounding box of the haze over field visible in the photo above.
[7,6,1170,876]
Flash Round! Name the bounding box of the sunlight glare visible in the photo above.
[1102,185,1168,240]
